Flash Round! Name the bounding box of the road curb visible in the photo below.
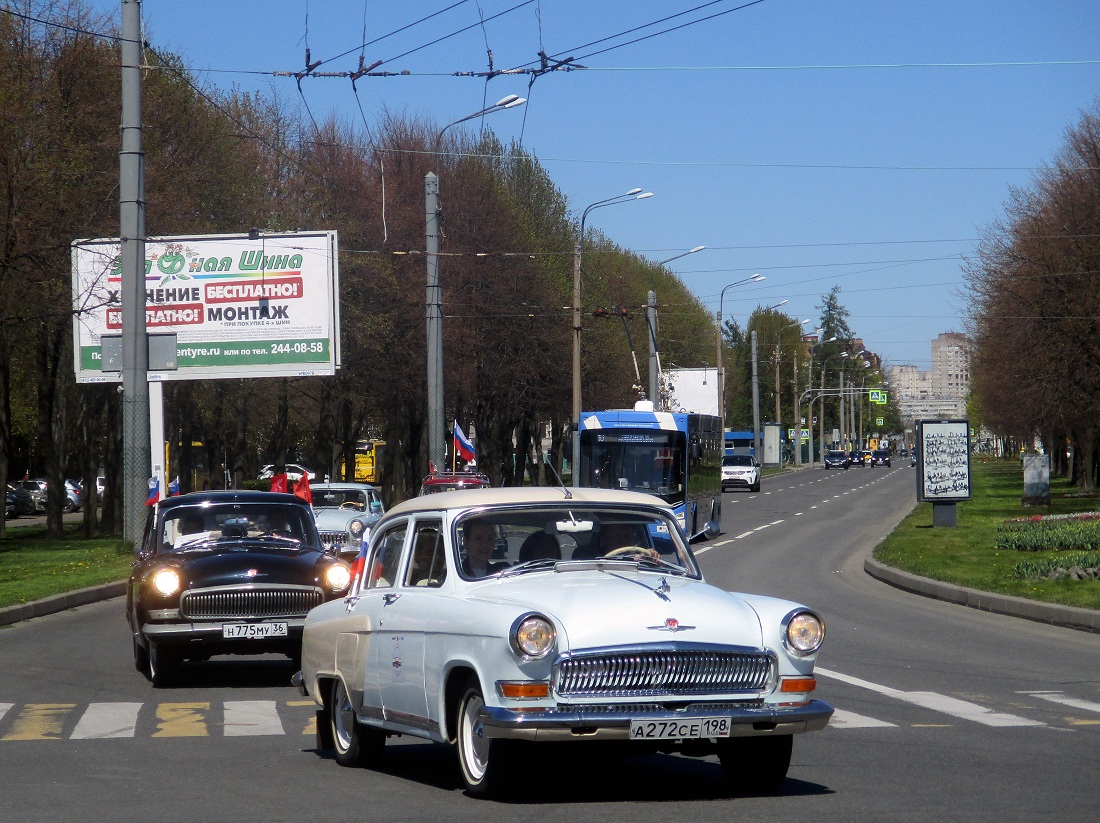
[864,555,1100,634]
[0,581,126,628]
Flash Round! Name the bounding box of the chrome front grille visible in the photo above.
[180,585,323,620]
[554,649,774,698]
[318,531,349,552]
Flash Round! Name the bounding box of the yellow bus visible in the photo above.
[353,439,385,484]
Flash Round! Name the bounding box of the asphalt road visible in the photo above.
[1,466,1098,822]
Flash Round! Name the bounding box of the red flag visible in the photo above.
[270,472,288,493]
[294,473,312,504]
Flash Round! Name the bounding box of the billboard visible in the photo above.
[71,231,340,382]
[915,419,972,502]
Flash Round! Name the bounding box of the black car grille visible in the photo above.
[180,585,323,620]
[554,649,775,698]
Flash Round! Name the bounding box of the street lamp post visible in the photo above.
[820,351,849,452]
[773,319,809,462]
[648,246,705,408]
[715,275,766,447]
[425,95,525,473]
[571,188,654,486]
[805,335,836,466]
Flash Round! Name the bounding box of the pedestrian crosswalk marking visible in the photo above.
[818,668,1045,728]
[224,701,284,736]
[829,709,896,729]
[1,703,76,740]
[153,702,211,738]
[1019,691,1100,715]
[71,702,142,739]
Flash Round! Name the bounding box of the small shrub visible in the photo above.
[995,517,1100,553]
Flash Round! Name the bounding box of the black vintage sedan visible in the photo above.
[127,491,352,686]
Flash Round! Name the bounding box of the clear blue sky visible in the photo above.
[85,0,1100,368]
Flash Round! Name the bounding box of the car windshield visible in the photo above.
[454,505,698,580]
[159,503,317,551]
[312,489,369,510]
[723,455,754,467]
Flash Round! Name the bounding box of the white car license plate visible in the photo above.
[222,622,288,639]
[629,717,732,740]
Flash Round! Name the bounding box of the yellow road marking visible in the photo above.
[1,704,76,740]
[153,702,211,737]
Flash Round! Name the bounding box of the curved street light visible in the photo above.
[714,274,765,444]
[648,245,706,407]
[571,188,654,485]
[804,335,837,465]
[426,96,527,471]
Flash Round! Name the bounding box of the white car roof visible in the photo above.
[384,486,676,518]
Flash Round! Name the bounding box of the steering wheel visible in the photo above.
[603,546,660,559]
[340,501,363,511]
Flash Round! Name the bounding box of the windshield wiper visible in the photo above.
[499,558,559,577]
[634,555,688,575]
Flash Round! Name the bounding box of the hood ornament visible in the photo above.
[647,617,695,633]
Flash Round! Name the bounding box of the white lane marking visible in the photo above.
[0,703,11,725]
[795,512,803,516]
[752,524,771,532]
[224,700,285,736]
[1019,691,1100,714]
[735,530,754,539]
[829,709,896,729]
[71,702,142,739]
[817,668,1045,727]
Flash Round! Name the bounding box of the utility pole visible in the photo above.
[120,0,149,547]
[646,290,659,407]
[751,331,761,460]
[425,172,444,472]
[792,353,800,466]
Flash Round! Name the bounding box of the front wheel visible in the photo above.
[456,677,517,798]
[750,480,760,493]
[330,679,385,767]
[148,641,179,688]
[717,734,793,795]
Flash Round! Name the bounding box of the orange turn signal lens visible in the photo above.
[498,681,551,699]
[780,677,817,693]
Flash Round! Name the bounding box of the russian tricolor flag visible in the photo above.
[145,477,159,507]
[454,421,476,462]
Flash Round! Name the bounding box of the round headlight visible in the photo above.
[325,563,352,592]
[349,519,365,537]
[152,569,181,597]
[511,614,556,659]
[784,610,825,655]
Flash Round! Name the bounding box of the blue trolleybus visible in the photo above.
[577,402,723,538]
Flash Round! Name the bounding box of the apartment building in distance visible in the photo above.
[889,332,969,423]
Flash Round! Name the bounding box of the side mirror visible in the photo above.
[688,521,720,544]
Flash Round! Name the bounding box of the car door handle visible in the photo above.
[382,593,401,605]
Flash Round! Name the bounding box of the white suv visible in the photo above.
[721,454,761,492]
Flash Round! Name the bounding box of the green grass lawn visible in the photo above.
[0,524,132,609]
[874,457,1100,610]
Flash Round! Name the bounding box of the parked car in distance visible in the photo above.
[23,478,83,512]
[418,470,491,495]
[911,448,918,467]
[19,480,47,513]
[310,482,385,561]
[126,490,352,687]
[5,483,36,517]
[721,454,761,492]
[824,450,850,470]
[258,463,317,482]
[871,448,891,467]
[295,487,833,799]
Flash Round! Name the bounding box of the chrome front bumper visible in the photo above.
[479,699,834,741]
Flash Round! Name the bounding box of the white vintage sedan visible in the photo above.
[293,487,832,798]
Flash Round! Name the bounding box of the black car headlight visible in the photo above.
[324,563,352,592]
[782,609,825,655]
[152,568,181,597]
[509,613,556,659]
